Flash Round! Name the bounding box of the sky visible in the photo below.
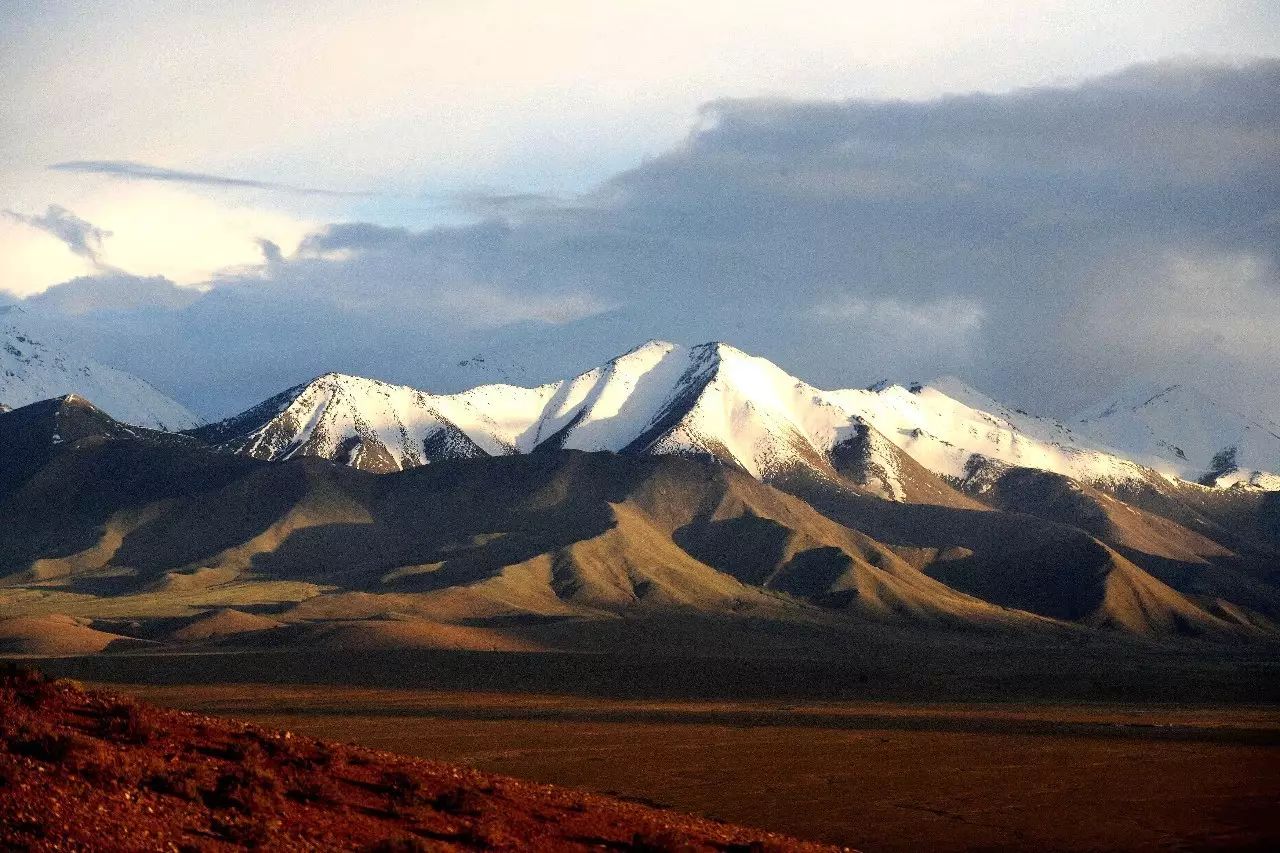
[2,1,1278,420]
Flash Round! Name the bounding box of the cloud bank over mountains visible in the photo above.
[9,59,1280,422]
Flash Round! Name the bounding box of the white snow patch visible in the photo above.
[0,306,199,430]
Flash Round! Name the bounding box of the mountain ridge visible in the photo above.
[1075,380,1280,489]
[2,393,1276,647]
[189,340,1280,499]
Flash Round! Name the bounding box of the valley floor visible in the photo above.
[110,685,1280,851]
[27,647,1279,852]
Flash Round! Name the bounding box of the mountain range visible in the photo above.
[186,339,1280,497]
[0,306,198,431]
[1,335,1278,657]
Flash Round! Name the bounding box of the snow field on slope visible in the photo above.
[212,339,1279,491]
[1,307,199,431]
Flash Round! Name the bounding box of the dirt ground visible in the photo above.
[1,671,833,852]
[117,684,1280,852]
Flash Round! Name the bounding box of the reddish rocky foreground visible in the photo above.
[0,666,843,851]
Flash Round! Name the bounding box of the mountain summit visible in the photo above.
[194,340,1279,496]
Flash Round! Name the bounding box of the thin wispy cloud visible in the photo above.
[46,161,567,216]
[4,205,112,265]
[48,160,373,198]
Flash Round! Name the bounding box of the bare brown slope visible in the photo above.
[0,417,983,625]
[0,421,271,588]
[618,456,1035,627]
[0,615,146,656]
[1100,472,1280,558]
[963,467,1227,561]
[0,400,1264,642]
[0,428,1021,631]
[963,467,1280,626]
[264,451,1037,629]
[0,395,197,496]
[0,666,836,851]
[169,608,285,643]
[1084,546,1239,636]
[787,478,1236,637]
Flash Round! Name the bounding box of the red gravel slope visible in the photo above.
[0,667,843,852]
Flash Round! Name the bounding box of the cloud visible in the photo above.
[17,221,617,415]
[565,58,1280,413]
[17,59,1280,422]
[5,205,112,264]
[24,272,202,317]
[296,222,411,255]
[257,238,284,265]
[48,161,371,197]
[817,294,984,342]
[8,1,1279,207]
[0,182,317,297]
[435,286,615,329]
[1092,251,1280,362]
[1075,248,1280,413]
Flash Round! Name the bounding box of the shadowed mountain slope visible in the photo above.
[959,467,1280,625]
[783,477,1244,637]
[3,401,1017,631]
[0,396,1274,644]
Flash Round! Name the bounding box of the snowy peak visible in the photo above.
[0,306,199,431]
[822,379,1154,493]
[515,339,690,453]
[1075,381,1280,487]
[193,341,848,480]
[514,341,840,479]
[189,372,509,472]
[643,342,843,479]
[195,341,1279,493]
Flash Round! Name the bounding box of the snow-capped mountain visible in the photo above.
[195,340,1254,496]
[1074,383,1280,489]
[191,342,843,479]
[500,341,842,478]
[0,306,199,431]
[187,372,513,473]
[824,378,1155,491]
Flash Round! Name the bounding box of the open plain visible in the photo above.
[22,646,1280,852]
[102,686,1280,851]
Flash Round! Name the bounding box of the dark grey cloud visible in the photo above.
[23,59,1280,421]
[577,58,1280,413]
[5,204,112,263]
[256,238,284,265]
[295,222,412,254]
[24,272,201,316]
[48,160,373,197]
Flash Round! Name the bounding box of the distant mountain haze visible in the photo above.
[0,306,198,431]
